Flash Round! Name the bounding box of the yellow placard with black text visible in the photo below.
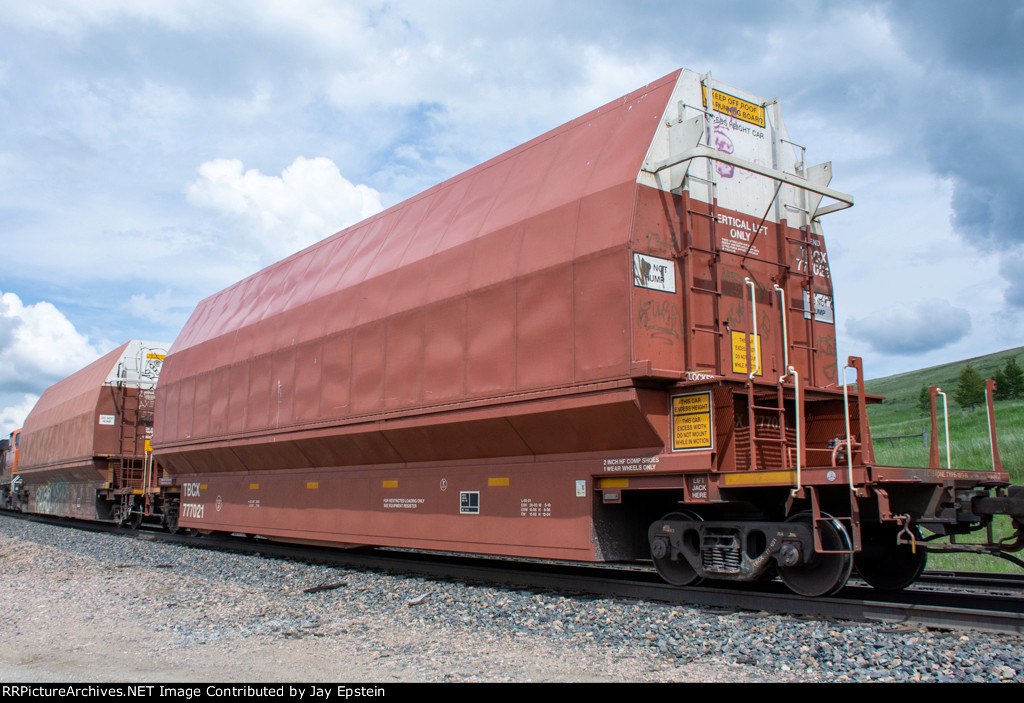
[671,392,714,452]
[701,86,766,128]
[731,331,762,376]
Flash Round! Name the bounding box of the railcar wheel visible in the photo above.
[650,511,703,587]
[855,523,927,591]
[778,513,853,597]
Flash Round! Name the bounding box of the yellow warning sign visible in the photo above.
[671,392,714,452]
[146,352,166,360]
[731,331,762,376]
[702,86,766,128]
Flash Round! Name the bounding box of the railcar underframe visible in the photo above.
[156,364,1024,598]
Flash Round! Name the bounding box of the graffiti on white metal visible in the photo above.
[633,253,677,293]
[802,291,835,324]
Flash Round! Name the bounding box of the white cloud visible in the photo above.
[2,0,199,38]
[846,299,972,356]
[185,156,383,261]
[1,0,1022,384]
[0,394,39,436]
[998,249,1024,310]
[129,290,175,324]
[0,291,105,394]
[760,5,919,87]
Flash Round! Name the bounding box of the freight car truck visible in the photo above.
[152,69,1024,596]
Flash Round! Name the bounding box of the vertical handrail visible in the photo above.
[928,386,941,468]
[744,278,760,378]
[847,356,874,464]
[774,284,789,382]
[841,364,856,492]
[985,379,1003,472]
[936,388,951,468]
[744,277,760,472]
[789,366,803,494]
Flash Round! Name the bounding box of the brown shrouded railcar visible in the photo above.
[14,340,177,529]
[0,428,20,509]
[152,69,1023,596]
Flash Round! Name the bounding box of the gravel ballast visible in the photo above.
[0,516,1021,683]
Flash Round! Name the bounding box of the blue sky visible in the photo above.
[2,0,1023,433]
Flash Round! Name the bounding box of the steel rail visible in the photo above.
[5,511,1023,635]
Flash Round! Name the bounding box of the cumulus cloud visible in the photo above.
[883,2,1024,255]
[129,290,171,322]
[128,289,194,331]
[998,250,1024,310]
[845,299,972,356]
[186,156,383,261]
[0,291,105,394]
[1,0,198,39]
[0,393,39,436]
[2,0,1022,382]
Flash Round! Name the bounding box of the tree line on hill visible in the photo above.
[918,357,1023,412]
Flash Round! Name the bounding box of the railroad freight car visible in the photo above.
[14,340,177,529]
[152,68,1024,596]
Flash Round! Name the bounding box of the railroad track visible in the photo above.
[916,570,1024,593]
[7,510,1024,635]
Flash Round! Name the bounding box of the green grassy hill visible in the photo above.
[864,346,1024,482]
[863,347,1024,572]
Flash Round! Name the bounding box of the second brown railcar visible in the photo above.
[16,340,176,528]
